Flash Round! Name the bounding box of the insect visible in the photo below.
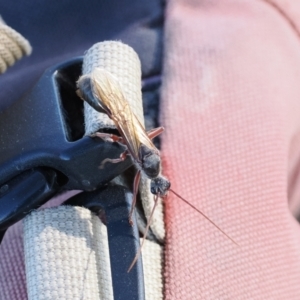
[77,68,236,271]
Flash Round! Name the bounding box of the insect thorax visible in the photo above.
[139,144,161,179]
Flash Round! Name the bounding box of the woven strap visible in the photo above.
[23,206,163,300]
[24,206,113,300]
[83,41,165,242]
[162,0,300,298]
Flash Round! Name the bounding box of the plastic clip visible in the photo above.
[0,58,132,239]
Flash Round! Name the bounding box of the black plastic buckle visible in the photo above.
[0,58,145,299]
[0,57,132,233]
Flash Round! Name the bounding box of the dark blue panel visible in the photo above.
[0,0,164,109]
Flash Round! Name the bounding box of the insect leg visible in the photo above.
[147,126,164,140]
[129,170,141,226]
[99,150,128,169]
[127,194,159,272]
[90,132,124,143]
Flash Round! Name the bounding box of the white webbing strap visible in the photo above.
[24,206,113,300]
[83,41,165,243]
[23,206,163,300]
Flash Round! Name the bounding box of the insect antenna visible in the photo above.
[169,189,238,245]
[127,194,160,272]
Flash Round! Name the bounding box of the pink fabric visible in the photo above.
[161,0,300,298]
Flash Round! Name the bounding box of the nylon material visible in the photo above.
[162,0,300,298]
[143,239,163,300]
[23,206,113,300]
[0,191,79,300]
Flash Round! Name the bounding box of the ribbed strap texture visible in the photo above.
[24,206,113,300]
[82,41,165,243]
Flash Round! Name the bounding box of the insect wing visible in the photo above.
[77,74,107,114]
[90,68,157,160]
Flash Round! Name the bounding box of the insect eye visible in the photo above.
[150,185,157,195]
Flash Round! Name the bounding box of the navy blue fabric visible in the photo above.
[0,0,164,110]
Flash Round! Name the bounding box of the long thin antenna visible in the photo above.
[169,189,238,245]
[127,194,160,272]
